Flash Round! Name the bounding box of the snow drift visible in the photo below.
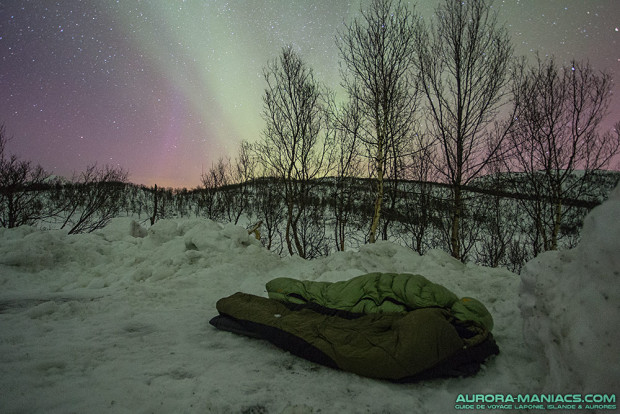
[520,183,620,394]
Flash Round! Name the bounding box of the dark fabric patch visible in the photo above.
[209,314,339,369]
[395,334,500,382]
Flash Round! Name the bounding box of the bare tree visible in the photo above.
[337,0,420,243]
[506,57,620,251]
[400,132,439,254]
[173,187,191,219]
[253,176,286,253]
[201,141,259,226]
[149,184,161,225]
[59,164,129,234]
[329,93,365,251]
[145,184,175,225]
[0,124,52,228]
[472,161,519,268]
[225,141,256,225]
[0,124,5,162]
[256,46,334,258]
[199,158,229,222]
[214,157,239,224]
[416,0,515,260]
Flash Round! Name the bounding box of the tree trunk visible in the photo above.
[7,192,16,228]
[285,199,295,256]
[551,195,562,251]
[291,203,306,259]
[369,139,384,244]
[150,184,158,226]
[450,184,462,260]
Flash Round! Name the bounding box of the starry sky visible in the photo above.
[1,0,619,188]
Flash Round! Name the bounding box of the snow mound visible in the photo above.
[0,214,547,412]
[0,218,272,294]
[520,183,620,393]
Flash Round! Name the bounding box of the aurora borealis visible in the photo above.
[2,1,619,188]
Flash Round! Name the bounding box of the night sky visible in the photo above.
[2,1,619,188]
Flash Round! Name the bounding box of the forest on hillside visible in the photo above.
[1,148,618,273]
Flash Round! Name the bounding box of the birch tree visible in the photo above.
[256,46,334,258]
[337,0,420,243]
[416,0,514,260]
[329,93,364,251]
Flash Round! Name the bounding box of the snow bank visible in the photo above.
[0,208,589,413]
[520,183,620,394]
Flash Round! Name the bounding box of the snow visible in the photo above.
[1,186,618,413]
[520,183,620,395]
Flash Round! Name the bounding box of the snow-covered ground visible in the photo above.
[1,185,618,413]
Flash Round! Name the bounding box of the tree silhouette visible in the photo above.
[416,0,515,260]
[337,0,420,243]
[255,46,334,258]
[506,57,620,251]
[0,123,51,228]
